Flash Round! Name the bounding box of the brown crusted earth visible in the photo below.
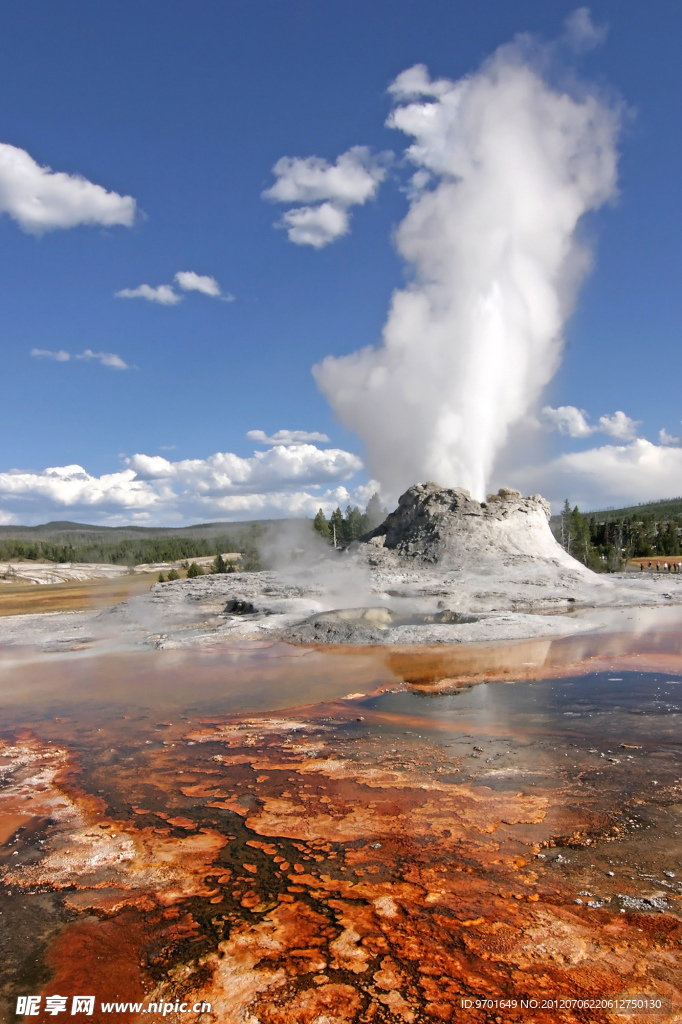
[1,686,680,1024]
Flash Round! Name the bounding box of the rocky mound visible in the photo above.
[358,482,578,569]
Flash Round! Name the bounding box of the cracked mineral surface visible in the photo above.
[1,625,680,1022]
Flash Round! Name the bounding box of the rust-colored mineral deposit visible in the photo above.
[1,640,680,1023]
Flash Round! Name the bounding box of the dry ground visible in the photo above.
[0,572,162,617]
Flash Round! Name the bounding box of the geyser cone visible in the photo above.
[360,481,585,570]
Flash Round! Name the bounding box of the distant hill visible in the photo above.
[0,518,308,567]
[0,518,296,543]
[550,496,682,529]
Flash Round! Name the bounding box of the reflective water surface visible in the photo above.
[1,618,681,1022]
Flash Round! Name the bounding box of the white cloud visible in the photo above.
[127,444,361,492]
[116,273,232,305]
[246,429,331,445]
[387,63,452,101]
[596,410,640,440]
[31,348,70,362]
[279,202,350,248]
[659,428,680,446]
[263,146,388,247]
[0,142,135,235]
[174,271,222,297]
[515,438,682,509]
[115,283,181,305]
[542,405,640,441]
[541,405,593,438]
[75,349,129,370]
[30,348,128,369]
[0,443,364,525]
[263,146,386,206]
[563,7,608,53]
[0,464,158,511]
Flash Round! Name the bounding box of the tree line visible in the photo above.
[159,552,243,582]
[0,532,254,568]
[556,500,681,571]
[312,493,387,546]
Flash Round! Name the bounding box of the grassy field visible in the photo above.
[0,571,163,617]
[627,556,682,570]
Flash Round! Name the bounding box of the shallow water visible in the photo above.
[1,622,681,1022]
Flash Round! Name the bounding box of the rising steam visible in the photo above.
[313,34,620,500]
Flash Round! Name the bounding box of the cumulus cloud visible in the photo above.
[596,410,640,440]
[279,202,350,248]
[264,146,386,206]
[0,142,135,235]
[542,405,593,438]
[314,43,621,500]
[542,405,640,440]
[516,438,682,510]
[0,464,157,512]
[126,444,361,492]
[659,428,680,446]
[0,443,364,525]
[563,7,608,53]
[263,146,388,247]
[31,348,128,369]
[174,271,225,298]
[246,429,331,445]
[116,283,181,305]
[31,348,70,362]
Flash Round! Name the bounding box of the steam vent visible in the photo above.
[360,482,566,567]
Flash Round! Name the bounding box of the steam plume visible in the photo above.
[314,36,620,500]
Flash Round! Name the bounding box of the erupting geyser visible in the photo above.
[314,36,621,500]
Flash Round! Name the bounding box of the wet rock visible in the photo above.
[224,599,258,616]
[283,618,386,645]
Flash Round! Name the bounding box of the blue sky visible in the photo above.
[2,1,682,524]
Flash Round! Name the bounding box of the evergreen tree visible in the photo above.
[313,509,330,539]
[187,561,204,578]
[329,507,345,547]
[365,492,387,530]
[566,505,588,565]
[658,520,680,556]
[166,568,180,581]
[158,572,165,583]
[239,526,263,571]
[344,505,364,541]
[561,498,572,552]
[212,553,227,573]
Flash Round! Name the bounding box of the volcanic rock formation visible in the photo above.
[359,482,574,569]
